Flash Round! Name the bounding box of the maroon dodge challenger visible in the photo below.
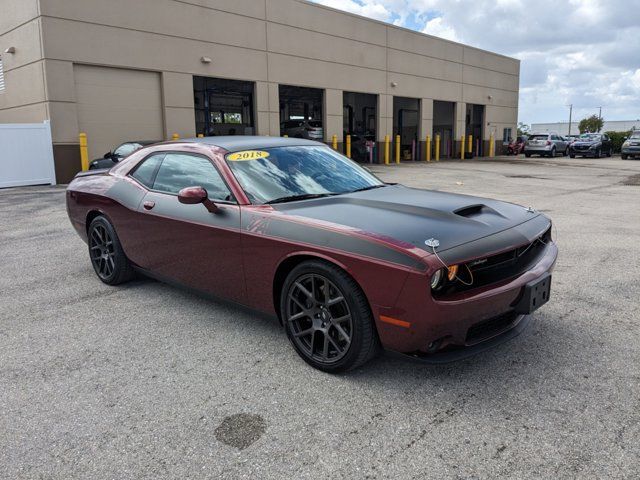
[66,137,557,372]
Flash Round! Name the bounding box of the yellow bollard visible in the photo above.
[395,135,401,164]
[172,133,180,141]
[426,135,431,162]
[332,135,338,150]
[468,134,473,154]
[435,134,440,161]
[197,133,204,138]
[283,134,288,138]
[489,133,495,157]
[384,135,390,165]
[79,133,89,172]
[460,135,466,160]
[346,135,352,159]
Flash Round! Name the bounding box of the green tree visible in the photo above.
[578,115,604,133]
[517,122,530,136]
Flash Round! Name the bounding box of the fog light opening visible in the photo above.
[426,338,444,353]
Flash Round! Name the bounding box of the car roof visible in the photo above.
[121,140,160,146]
[178,136,325,152]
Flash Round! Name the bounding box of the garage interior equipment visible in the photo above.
[194,76,255,137]
[343,92,377,162]
[433,100,456,159]
[279,85,323,136]
[393,97,419,161]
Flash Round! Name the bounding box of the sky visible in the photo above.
[310,0,640,126]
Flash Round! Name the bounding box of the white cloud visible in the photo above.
[312,0,393,22]
[309,0,640,124]
[421,17,458,42]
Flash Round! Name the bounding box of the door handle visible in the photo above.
[143,201,155,210]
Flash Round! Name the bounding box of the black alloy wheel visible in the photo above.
[88,216,134,285]
[281,261,378,372]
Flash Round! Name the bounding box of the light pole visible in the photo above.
[566,104,573,136]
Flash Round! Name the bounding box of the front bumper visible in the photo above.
[570,146,598,156]
[376,241,558,356]
[387,314,532,364]
[622,146,640,155]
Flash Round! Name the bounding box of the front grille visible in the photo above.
[466,311,518,343]
[435,227,552,297]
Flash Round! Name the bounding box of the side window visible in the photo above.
[152,153,232,201]
[130,153,164,188]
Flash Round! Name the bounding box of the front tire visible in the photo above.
[594,148,601,159]
[622,154,628,160]
[88,216,135,285]
[280,260,378,372]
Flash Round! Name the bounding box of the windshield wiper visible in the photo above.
[265,193,337,205]
[350,184,387,193]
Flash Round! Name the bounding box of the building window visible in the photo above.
[503,128,512,143]
[0,57,5,92]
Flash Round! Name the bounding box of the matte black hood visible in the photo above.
[273,185,545,255]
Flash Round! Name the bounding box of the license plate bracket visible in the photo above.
[515,273,552,314]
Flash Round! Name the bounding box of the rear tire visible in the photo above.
[548,147,556,158]
[569,153,576,158]
[525,153,531,158]
[280,260,379,373]
[88,216,135,285]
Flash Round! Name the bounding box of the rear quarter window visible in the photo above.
[130,153,164,188]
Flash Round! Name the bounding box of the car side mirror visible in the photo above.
[103,151,112,159]
[178,186,219,213]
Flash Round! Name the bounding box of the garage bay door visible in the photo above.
[74,65,164,159]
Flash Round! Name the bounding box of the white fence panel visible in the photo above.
[0,121,56,188]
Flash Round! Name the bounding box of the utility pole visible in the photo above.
[597,106,603,132]
[566,104,573,136]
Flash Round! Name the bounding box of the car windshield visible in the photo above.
[580,134,601,141]
[114,143,141,157]
[630,133,640,139]
[529,135,548,140]
[225,146,384,204]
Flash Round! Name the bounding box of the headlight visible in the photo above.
[623,141,631,147]
[430,269,445,290]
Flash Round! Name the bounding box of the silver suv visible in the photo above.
[524,133,568,158]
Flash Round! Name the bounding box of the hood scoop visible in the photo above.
[454,204,507,222]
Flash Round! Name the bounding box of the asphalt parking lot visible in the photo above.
[1,155,639,479]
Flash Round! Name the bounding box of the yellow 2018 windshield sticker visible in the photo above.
[227,150,270,161]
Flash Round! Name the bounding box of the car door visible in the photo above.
[133,151,246,304]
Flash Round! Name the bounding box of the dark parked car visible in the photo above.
[67,137,557,372]
[89,141,159,170]
[569,133,612,158]
[621,131,640,159]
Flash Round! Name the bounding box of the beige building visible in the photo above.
[0,0,519,183]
